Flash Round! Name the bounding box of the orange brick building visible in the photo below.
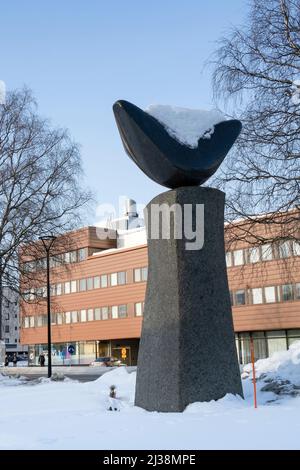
[20,215,300,366]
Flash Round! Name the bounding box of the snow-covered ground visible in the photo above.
[1,343,300,450]
[146,104,225,147]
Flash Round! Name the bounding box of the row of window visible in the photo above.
[23,302,145,328]
[235,329,300,364]
[226,239,300,267]
[230,282,300,306]
[23,248,89,272]
[23,267,148,301]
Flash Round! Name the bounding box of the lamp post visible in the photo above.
[39,235,56,378]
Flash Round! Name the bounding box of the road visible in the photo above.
[0,365,137,383]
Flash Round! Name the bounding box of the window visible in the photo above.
[111,306,118,319]
[87,309,94,321]
[118,271,126,285]
[5,313,9,321]
[64,252,71,263]
[24,317,29,328]
[135,302,143,317]
[110,273,118,286]
[235,290,246,305]
[252,288,263,304]
[282,284,294,301]
[134,267,148,282]
[266,331,287,357]
[101,307,109,320]
[5,325,9,333]
[70,250,77,263]
[225,252,232,267]
[15,326,17,331]
[252,332,268,361]
[78,248,87,262]
[51,313,56,325]
[93,276,100,289]
[56,283,62,296]
[279,241,291,258]
[65,312,71,324]
[69,280,76,293]
[295,283,300,300]
[118,304,127,318]
[248,247,260,264]
[233,250,244,266]
[260,243,272,261]
[87,278,93,290]
[80,310,87,322]
[229,291,234,306]
[111,305,127,319]
[101,274,108,288]
[134,268,141,282]
[287,329,300,347]
[79,279,86,292]
[141,267,148,281]
[292,240,300,256]
[57,313,63,325]
[264,286,276,303]
[94,308,101,321]
[29,316,35,328]
[71,311,78,323]
[64,282,70,294]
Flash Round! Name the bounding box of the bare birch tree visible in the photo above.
[0,88,92,335]
[211,0,300,247]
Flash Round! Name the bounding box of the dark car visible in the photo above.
[89,356,124,367]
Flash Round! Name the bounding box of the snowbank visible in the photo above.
[243,340,300,385]
[146,104,225,148]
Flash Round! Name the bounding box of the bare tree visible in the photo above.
[211,0,300,247]
[0,88,92,336]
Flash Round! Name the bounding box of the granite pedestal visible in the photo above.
[134,186,243,412]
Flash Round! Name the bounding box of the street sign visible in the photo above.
[68,345,75,355]
[121,347,127,359]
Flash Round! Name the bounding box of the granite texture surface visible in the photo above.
[134,186,243,412]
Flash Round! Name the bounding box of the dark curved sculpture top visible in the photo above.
[113,100,242,189]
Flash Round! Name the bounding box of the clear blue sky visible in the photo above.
[1,0,246,222]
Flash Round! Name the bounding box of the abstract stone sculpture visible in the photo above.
[113,100,241,189]
[113,100,244,412]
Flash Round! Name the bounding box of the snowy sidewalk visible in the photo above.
[0,365,136,376]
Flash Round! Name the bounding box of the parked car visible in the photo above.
[89,356,124,367]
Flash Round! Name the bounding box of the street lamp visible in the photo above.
[39,235,56,378]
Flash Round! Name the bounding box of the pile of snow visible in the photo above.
[146,104,225,148]
[0,373,27,387]
[0,80,6,105]
[242,341,300,400]
[244,341,300,385]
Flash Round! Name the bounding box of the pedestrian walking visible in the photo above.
[12,353,17,367]
[38,353,45,367]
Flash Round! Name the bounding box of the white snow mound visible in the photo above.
[146,104,225,148]
[244,340,300,385]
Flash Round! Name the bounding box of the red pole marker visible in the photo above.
[250,336,258,409]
